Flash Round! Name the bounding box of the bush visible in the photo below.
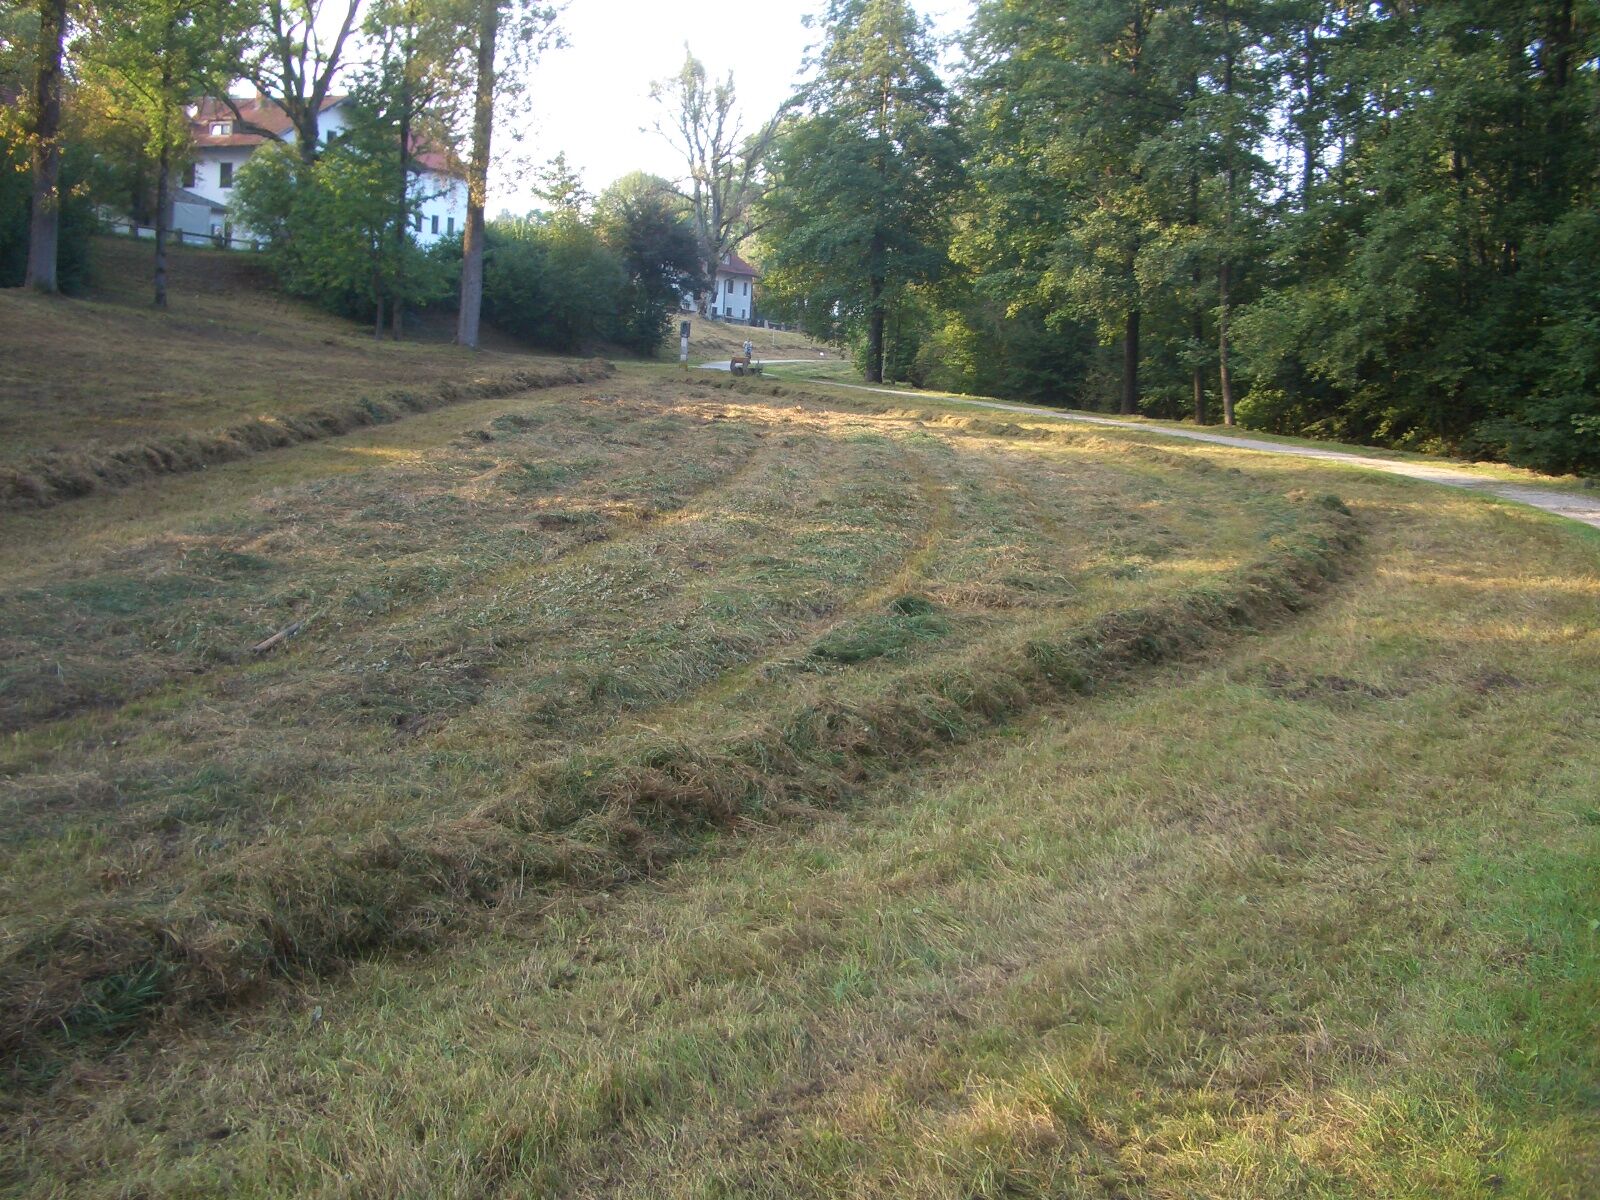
[232,140,453,323]
[482,216,625,353]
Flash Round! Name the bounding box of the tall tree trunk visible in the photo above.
[1301,21,1318,209]
[455,0,500,349]
[392,72,412,339]
[865,227,886,383]
[153,144,170,308]
[1218,262,1235,425]
[24,0,68,294]
[1218,0,1237,427]
[1121,308,1140,415]
[1188,165,1204,424]
[866,276,886,384]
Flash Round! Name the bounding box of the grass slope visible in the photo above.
[0,358,1595,1196]
[668,312,840,362]
[763,360,1598,492]
[0,237,606,508]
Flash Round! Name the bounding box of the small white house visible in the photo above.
[176,95,467,247]
[700,251,758,322]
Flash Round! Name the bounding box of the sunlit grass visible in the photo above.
[0,365,1595,1197]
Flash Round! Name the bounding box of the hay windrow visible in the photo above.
[0,496,1358,1072]
[0,359,613,511]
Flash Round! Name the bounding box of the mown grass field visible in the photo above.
[0,239,829,511]
[2,260,1597,1197]
[0,237,548,465]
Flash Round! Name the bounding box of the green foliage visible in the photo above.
[480,214,625,352]
[595,172,703,355]
[759,0,964,383]
[0,131,94,292]
[1478,208,1600,473]
[232,132,452,321]
[846,0,1600,470]
[473,177,699,356]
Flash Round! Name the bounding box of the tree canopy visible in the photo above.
[758,0,964,383]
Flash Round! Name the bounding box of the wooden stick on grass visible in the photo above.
[250,620,305,654]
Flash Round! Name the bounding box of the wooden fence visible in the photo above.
[100,219,265,253]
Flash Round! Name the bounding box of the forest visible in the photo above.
[760,0,1600,474]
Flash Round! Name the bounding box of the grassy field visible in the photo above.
[763,360,1600,494]
[0,237,558,465]
[1,260,1597,1196]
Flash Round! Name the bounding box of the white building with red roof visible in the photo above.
[177,95,466,247]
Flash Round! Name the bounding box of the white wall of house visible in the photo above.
[712,271,754,321]
[183,101,466,246]
[407,174,469,245]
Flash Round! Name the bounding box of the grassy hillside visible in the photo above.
[0,236,602,508]
[0,323,1596,1193]
[669,311,840,361]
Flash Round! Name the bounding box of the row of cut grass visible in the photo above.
[0,488,1355,1077]
[0,357,611,511]
[5,418,1595,1197]
[0,377,1354,1082]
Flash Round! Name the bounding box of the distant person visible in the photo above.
[743,339,754,361]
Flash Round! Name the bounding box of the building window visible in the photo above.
[210,121,231,136]
[431,214,439,235]
[447,216,454,235]
[219,161,233,189]
[414,212,423,232]
[182,163,196,188]
[744,280,750,295]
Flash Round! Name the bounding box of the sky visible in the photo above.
[490,0,975,214]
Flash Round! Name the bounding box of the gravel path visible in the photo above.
[809,380,1600,533]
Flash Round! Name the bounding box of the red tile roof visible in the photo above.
[412,147,464,177]
[189,95,342,147]
[188,95,463,177]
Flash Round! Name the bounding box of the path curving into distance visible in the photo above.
[789,374,1600,534]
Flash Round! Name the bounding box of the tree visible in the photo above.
[965,0,1186,413]
[232,0,362,165]
[22,0,67,292]
[481,213,623,352]
[1228,0,1600,467]
[760,0,962,383]
[454,0,561,348]
[533,151,590,215]
[595,171,702,353]
[650,49,775,316]
[231,122,452,328]
[77,0,246,306]
[356,0,471,335]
